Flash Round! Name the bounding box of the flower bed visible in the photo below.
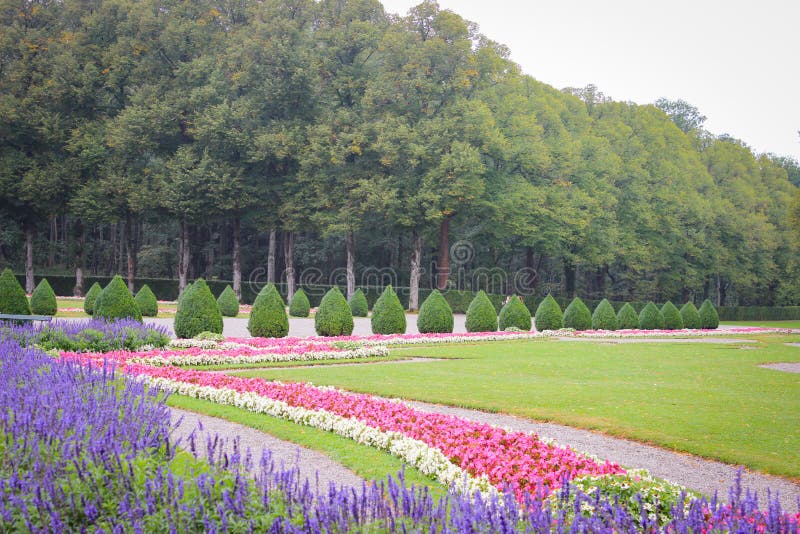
[1,318,170,352]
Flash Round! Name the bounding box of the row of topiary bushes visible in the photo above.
[0,268,59,316]
[533,295,720,331]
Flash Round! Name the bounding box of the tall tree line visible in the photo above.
[0,0,798,307]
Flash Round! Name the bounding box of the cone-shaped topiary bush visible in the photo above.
[638,302,664,330]
[348,288,369,317]
[498,295,531,331]
[217,285,239,317]
[534,295,563,331]
[30,278,57,316]
[563,297,592,331]
[95,275,142,322]
[616,303,640,329]
[315,287,354,336]
[0,268,30,315]
[661,301,684,330]
[83,282,102,315]
[592,299,618,331]
[417,290,454,334]
[465,290,498,333]
[248,283,289,338]
[134,284,158,317]
[174,279,222,338]
[288,288,310,318]
[680,301,702,329]
[371,285,406,335]
[698,299,720,329]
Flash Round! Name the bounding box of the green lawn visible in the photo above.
[233,335,800,481]
[722,320,800,328]
[167,394,446,497]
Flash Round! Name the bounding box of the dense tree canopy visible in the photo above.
[0,0,797,308]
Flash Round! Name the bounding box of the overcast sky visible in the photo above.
[380,0,800,161]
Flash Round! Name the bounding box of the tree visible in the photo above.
[592,299,618,331]
[315,287,354,337]
[248,284,289,338]
[535,295,563,331]
[30,279,57,316]
[217,285,240,318]
[0,268,30,315]
[616,303,639,329]
[638,302,665,330]
[563,297,592,331]
[348,288,369,317]
[498,296,531,331]
[680,302,701,329]
[95,275,142,322]
[417,290,454,333]
[134,285,159,317]
[661,301,684,330]
[289,288,311,318]
[84,282,103,316]
[698,299,720,329]
[174,279,223,339]
[654,98,707,133]
[465,291,498,332]
[371,285,406,334]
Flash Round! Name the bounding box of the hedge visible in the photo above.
[591,299,618,331]
[248,284,289,338]
[699,299,720,329]
[30,278,57,316]
[134,285,159,317]
[315,287,354,337]
[94,275,142,322]
[288,289,311,318]
[173,279,223,338]
[616,303,639,329]
[0,268,30,315]
[417,290,454,334]
[371,285,406,335]
[638,302,665,330]
[680,302,702,329]
[661,301,684,330]
[217,285,240,317]
[562,297,592,331]
[348,288,369,317]
[534,295,563,331]
[498,296,531,331]
[465,291,498,332]
[83,282,102,315]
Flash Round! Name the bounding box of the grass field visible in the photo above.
[232,335,800,480]
[721,320,800,328]
[167,395,446,497]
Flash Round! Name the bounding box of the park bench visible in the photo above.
[0,314,52,323]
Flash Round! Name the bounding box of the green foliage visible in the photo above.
[0,269,30,315]
[699,299,720,329]
[417,290,454,334]
[616,303,640,329]
[592,299,618,331]
[562,297,592,331]
[534,295,563,331]
[95,276,141,322]
[288,289,311,318]
[195,331,225,342]
[661,301,684,330]
[465,291,498,332]
[30,278,57,316]
[174,279,223,338]
[348,289,369,317]
[83,283,102,315]
[498,296,531,331]
[638,302,665,330]
[248,284,289,338]
[371,285,406,335]
[134,285,158,317]
[315,287,354,337]
[680,302,702,329]
[217,285,239,317]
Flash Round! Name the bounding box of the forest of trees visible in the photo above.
[1,0,799,308]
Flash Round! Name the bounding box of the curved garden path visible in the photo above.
[403,400,800,510]
[170,407,364,490]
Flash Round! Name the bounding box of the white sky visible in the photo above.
[380,0,800,161]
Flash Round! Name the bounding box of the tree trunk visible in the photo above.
[73,219,85,297]
[595,265,607,296]
[232,217,241,299]
[346,231,356,298]
[436,216,451,290]
[564,261,576,297]
[284,231,295,300]
[267,229,277,283]
[125,213,136,293]
[408,229,422,311]
[24,224,34,293]
[178,220,190,294]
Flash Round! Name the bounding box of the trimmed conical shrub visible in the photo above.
[83,282,102,315]
[417,290,454,334]
[371,285,406,335]
[134,284,158,317]
[288,288,310,317]
[465,291,498,332]
[680,302,702,329]
[617,303,639,329]
[592,299,618,331]
[498,295,531,331]
[95,275,142,322]
[217,285,239,317]
[698,299,720,329]
[563,297,592,331]
[174,279,222,338]
[534,295,563,331]
[348,288,369,317]
[30,278,57,316]
[315,287,354,336]
[638,302,665,330]
[0,268,30,315]
[661,301,684,330]
[248,283,289,338]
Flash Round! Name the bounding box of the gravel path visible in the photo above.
[170,407,363,490]
[557,337,759,344]
[761,363,800,373]
[404,400,800,510]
